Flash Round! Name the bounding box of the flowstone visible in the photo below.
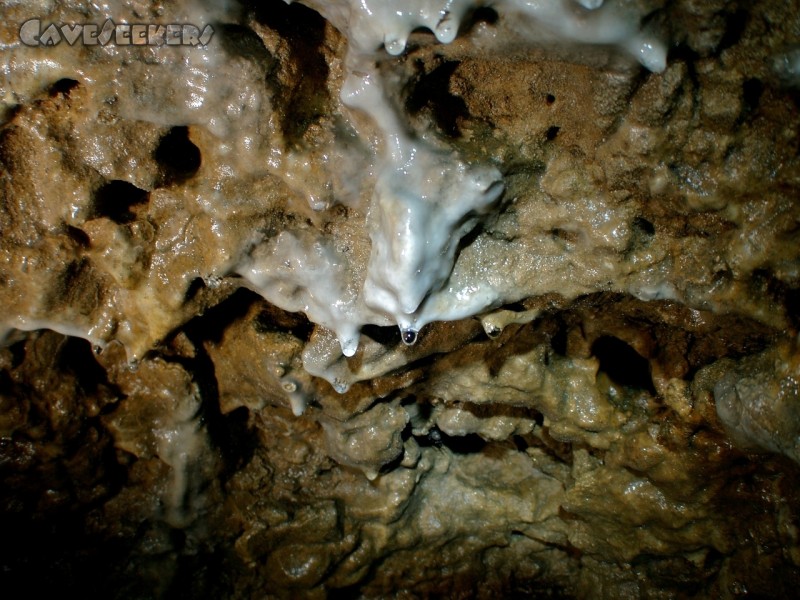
[1,0,800,598]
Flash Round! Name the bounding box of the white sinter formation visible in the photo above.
[239,0,667,370]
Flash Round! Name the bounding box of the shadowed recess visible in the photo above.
[155,126,201,184]
[92,180,149,224]
[406,60,470,138]
[592,335,656,395]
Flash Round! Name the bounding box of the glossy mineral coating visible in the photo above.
[1,0,800,598]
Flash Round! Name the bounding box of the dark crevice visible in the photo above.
[742,77,764,114]
[501,301,528,313]
[361,324,402,346]
[545,125,560,141]
[180,287,260,345]
[56,337,116,397]
[464,6,499,30]
[533,428,574,465]
[455,220,486,257]
[591,336,656,395]
[65,225,91,248]
[163,300,262,485]
[551,227,579,245]
[787,287,800,329]
[415,426,487,454]
[550,317,569,357]
[178,286,314,346]
[406,60,469,138]
[628,216,656,254]
[49,78,79,97]
[632,216,656,237]
[716,9,749,54]
[92,180,149,223]
[254,302,315,341]
[155,126,201,184]
[184,277,207,303]
[667,43,700,66]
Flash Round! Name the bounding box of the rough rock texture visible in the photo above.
[1,0,800,598]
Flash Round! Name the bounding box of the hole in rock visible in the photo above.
[717,9,749,53]
[7,339,26,368]
[92,180,149,224]
[462,6,499,32]
[254,301,314,341]
[56,337,113,395]
[545,93,556,105]
[629,217,656,251]
[181,288,262,345]
[633,217,656,236]
[65,225,91,248]
[202,392,258,481]
[632,216,655,237]
[545,125,560,141]
[406,60,470,138]
[592,336,656,395]
[155,126,201,183]
[501,301,528,312]
[787,287,800,329]
[551,227,580,245]
[631,554,707,594]
[49,78,79,97]
[416,426,487,454]
[362,324,401,346]
[742,77,764,115]
[666,42,700,65]
[184,277,207,303]
[472,6,499,25]
[513,435,532,452]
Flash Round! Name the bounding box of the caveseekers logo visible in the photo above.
[19,18,214,47]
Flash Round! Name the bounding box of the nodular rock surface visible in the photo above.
[2,0,800,598]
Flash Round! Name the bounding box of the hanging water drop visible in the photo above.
[384,36,406,56]
[401,327,418,345]
[289,394,307,417]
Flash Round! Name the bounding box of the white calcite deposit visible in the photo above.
[240,0,667,368]
[0,0,667,375]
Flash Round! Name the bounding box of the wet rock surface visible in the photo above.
[1,0,800,598]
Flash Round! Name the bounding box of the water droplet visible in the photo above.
[332,378,350,394]
[289,394,306,416]
[341,337,358,357]
[401,328,418,345]
[384,37,406,55]
[435,20,456,43]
